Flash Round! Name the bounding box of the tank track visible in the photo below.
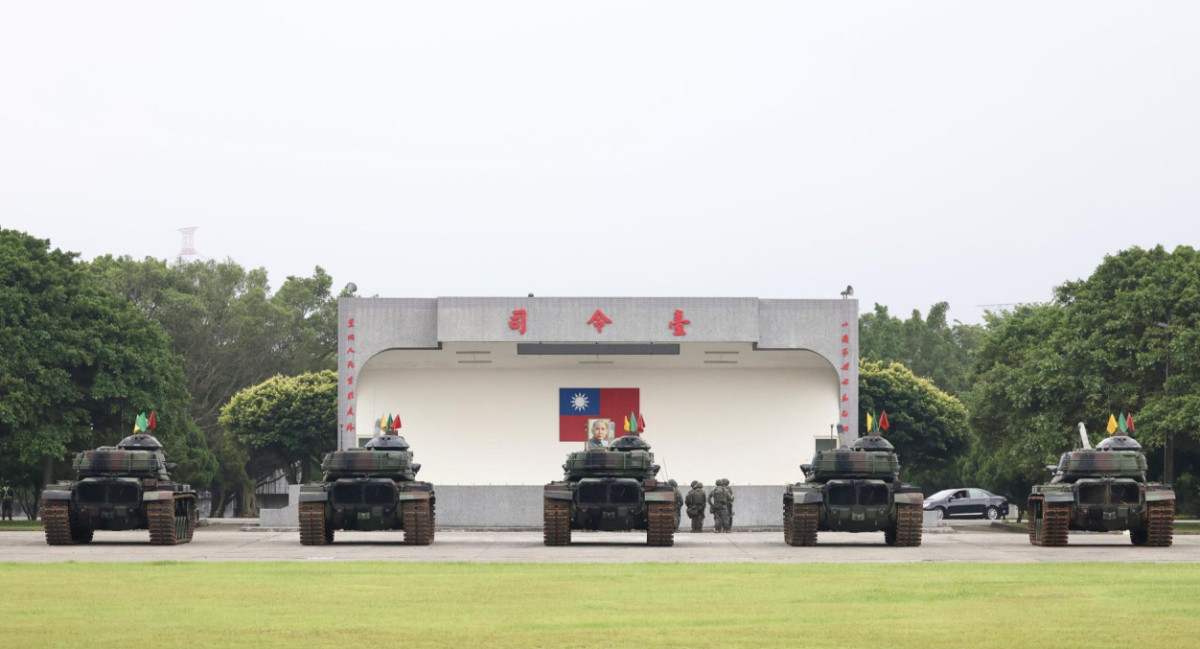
[1143,501,1174,547]
[646,501,675,546]
[892,502,923,547]
[299,501,333,545]
[402,499,434,545]
[785,502,819,546]
[543,498,571,546]
[41,500,92,545]
[1027,495,1069,547]
[148,494,196,545]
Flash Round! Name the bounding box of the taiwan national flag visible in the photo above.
[559,388,640,442]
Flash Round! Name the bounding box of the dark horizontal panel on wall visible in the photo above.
[517,343,681,356]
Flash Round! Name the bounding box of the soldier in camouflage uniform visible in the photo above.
[1,481,14,521]
[708,479,734,532]
[668,479,683,531]
[685,481,707,532]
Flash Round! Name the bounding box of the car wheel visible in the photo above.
[985,506,1000,521]
[933,507,945,522]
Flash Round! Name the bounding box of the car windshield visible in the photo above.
[927,489,956,500]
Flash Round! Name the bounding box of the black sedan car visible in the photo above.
[923,488,1010,521]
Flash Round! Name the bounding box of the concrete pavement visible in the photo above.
[1,528,1195,563]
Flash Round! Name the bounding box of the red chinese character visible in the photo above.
[842,393,849,402]
[347,333,356,341]
[347,318,355,328]
[346,347,356,354]
[346,406,355,416]
[842,321,849,327]
[841,410,849,417]
[508,309,527,335]
[346,422,356,432]
[842,378,849,385]
[347,360,356,369]
[842,348,849,357]
[347,376,354,385]
[841,334,850,343]
[841,362,851,371]
[347,391,355,400]
[668,310,691,336]
[587,309,613,333]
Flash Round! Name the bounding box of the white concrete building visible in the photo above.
[339,297,859,489]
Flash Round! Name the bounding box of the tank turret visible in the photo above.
[116,434,164,451]
[1028,422,1174,547]
[364,433,410,450]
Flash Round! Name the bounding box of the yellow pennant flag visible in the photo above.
[1106,414,1118,435]
[623,415,630,432]
[866,413,874,433]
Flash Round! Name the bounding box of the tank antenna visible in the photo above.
[1077,422,1092,450]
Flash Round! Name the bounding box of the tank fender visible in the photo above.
[796,491,823,505]
[41,489,72,501]
[893,492,924,506]
[1145,489,1176,502]
[644,491,674,503]
[142,490,165,501]
[397,491,431,502]
[297,491,328,503]
[1043,492,1075,503]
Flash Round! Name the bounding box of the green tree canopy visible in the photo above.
[860,302,987,397]
[0,230,216,512]
[858,360,971,493]
[220,371,338,486]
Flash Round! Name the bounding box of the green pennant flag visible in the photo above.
[1118,412,1128,434]
[134,412,149,433]
[629,410,640,434]
[385,414,394,432]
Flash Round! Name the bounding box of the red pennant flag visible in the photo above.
[879,411,889,431]
[148,411,157,431]
[638,413,646,430]
[392,414,402,430]
[1126,414,1135,432]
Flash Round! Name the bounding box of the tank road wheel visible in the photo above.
[787,503,819,546]
[42,500,79,546]
[894,503,923,547]
[402,499,434,546]
[148,497,190,545]
[170,496,197,544]
[299,501,332,545]
[1145,501,1174,547]
[647,501,675,547]
[1028,495,1069,547]
[543,498,571,546]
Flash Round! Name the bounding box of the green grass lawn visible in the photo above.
[1,563,1197,649]
[0,520,44,531]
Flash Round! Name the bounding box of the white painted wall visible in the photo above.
[354,365,839,486]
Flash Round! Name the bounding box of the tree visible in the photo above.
[91,256,345,516]
[858,360,971,493]
[0,230,216,517]
[220,371,338,494]
[969,245,1200,513]
[860,302,987,397]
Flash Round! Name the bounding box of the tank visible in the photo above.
[296,432,436,545]
[782,433,923,546]
[41,433,198,545]
[1028,423,1174,547]
[543,435,676,546]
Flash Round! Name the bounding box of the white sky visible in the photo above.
[2,2,1198,324]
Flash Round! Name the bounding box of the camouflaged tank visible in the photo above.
[297,432,435,545]
[782,434,923,546]
[543,435,676,546]
[41,434,197,545]
[1028,424,1174,547]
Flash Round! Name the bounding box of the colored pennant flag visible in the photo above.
[147,411,157,431]
[638,412,646,431]
[1127,413,1135,432]
[392,414,402,431]
[879,410,890,432]
[866,412,874,433]
[385,414,394,432]
[133,412,148,433]
[1106,414,1118,434]
[623,415,631,433]
[629,410,640,434]
[1118,412,1128,434]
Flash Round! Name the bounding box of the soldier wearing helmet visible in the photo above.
[667,479,683,531]
[685,481,707,533]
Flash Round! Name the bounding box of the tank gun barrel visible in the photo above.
[1077,422,1092,450]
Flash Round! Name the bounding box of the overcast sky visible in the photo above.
[2,2,1197,324]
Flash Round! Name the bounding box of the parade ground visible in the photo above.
[1,526,1198,563]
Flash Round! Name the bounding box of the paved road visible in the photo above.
[1,528,1195,563]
